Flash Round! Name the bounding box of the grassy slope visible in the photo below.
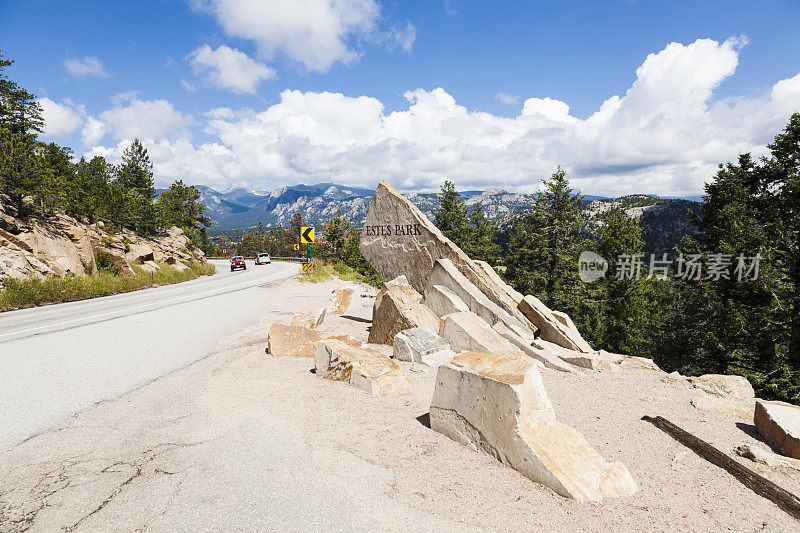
[298,261,380,287]
[0,261,216,311]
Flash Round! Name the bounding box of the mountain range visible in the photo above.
[195,183,611,229]
[194,182,701,255]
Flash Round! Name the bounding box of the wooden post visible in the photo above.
[642,415,800,520]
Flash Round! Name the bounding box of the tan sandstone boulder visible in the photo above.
[519,295,592,353]
[688,374,754,400]
[359,181,529,325]
[424,284,470,317]
[327,285,357,315]
[425,258,535,342]
[439,311,523,358]
[291,306,326,329]
[314,338,411,397]
[392,327,451,363]
[430,351,637,501]
[755,399,800,459]
[368,275,439,345]
[688,374,755,421]
[267,323,323,357]
[473,259,524,304]
[492,322,578,373]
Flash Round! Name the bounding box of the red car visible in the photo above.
[230,256,246,272]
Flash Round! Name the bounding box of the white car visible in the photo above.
[255,253,271,265]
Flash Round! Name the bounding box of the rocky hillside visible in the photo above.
[495,195,701,255]
[0,196,205,280]
[580,195,701,255]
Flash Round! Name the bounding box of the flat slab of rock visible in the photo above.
[359,181,527,323]
[519,295,592,353]
[327,286,357,315]
[691,392,754,421]
[492,322,577,373]
[314,338,411,397]
[291,306,326,329]
[424,284,470,317]
[430,352,637,501]
[688,374,754,401]
[267,323,323,357]
[532,338,599,370]
[735,443,800,472]
[438,311,524,359]
[426,259,535,343]
[393,328,450,363]
[755,399,800,459]
[368,275,439,345]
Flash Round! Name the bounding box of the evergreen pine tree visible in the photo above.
[505,167,585,315]
[433,180,470,247]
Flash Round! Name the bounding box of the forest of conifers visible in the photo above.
[0,52,213,253]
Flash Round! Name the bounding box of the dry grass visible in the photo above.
[0,261,216,311]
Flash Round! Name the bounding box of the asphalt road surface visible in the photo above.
[0,259,299,451]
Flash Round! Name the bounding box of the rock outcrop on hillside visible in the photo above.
[0,197,205,279]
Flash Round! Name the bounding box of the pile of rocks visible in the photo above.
[354,181,641,501]
[0,197,204,279]
[270,180,800,501]
[266,284,412,398]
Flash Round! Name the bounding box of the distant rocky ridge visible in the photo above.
[197,183,700,255]
[495,194,702,256]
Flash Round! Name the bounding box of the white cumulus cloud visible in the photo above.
[83,38,800,196]
[63,56,110,78]
[82,94,196,146]
[187,44,276,94]
[38,98,85,137]
[191,0,390,72]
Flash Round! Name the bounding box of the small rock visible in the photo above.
[267,323,323,357]
[735,443,800,471]
[314,338,412,397]
[327,285,357,315]
[688,374,754,401]
[690,391,754,421]
[393,327,451,363]
[291,306,326,329]
[755,399,800,460]
[672,450,687,471]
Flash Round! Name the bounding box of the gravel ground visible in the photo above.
[1,275,797,532]
[264,278,798,532]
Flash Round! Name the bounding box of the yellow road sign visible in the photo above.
[300,226,315,244]
[293,244,300,251]
[222,249,226,254]
[301,263,313,273]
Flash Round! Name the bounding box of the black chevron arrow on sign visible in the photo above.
[301,226,315,243]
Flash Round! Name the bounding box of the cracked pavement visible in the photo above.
[0,277,471,532]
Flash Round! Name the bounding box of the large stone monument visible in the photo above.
[359,181,532,327]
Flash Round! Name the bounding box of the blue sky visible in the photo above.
[2,0,799,196]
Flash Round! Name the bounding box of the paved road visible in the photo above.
[0,260,299,451]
